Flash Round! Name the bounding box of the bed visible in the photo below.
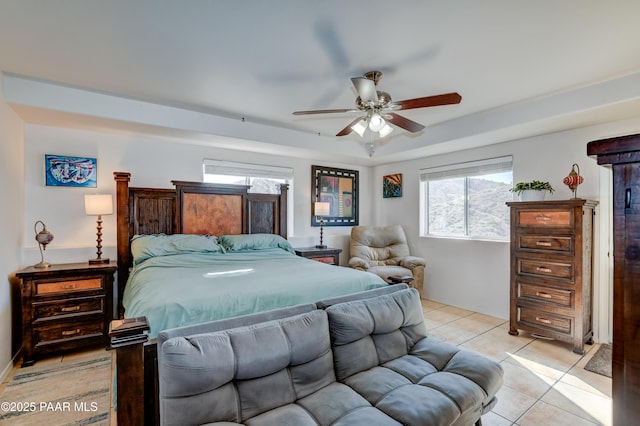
[109,172,387,425]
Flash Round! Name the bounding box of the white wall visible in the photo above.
[0,85,25,379]
[22,125,374,267]
[372,117,640,342]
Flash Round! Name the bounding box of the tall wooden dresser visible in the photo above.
[587,133,640,426]
[506,199,597,355]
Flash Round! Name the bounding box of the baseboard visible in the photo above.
[0,356,16,383]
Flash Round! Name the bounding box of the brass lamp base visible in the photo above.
[89,257,110,265]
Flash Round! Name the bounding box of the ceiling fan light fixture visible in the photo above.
[351,118,367,137]
[379,123,393,137]
[368,113,385,132]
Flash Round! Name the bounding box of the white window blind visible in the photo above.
[203,159,293,180]
[420,156,513,181]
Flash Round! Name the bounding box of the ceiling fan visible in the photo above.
[292,70,461,138]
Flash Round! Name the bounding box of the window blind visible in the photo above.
[203,159,294,180]
[419,155,513,181]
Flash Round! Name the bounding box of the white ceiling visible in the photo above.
[2,0,640,165]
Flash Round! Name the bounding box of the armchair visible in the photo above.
[349,224,426,297]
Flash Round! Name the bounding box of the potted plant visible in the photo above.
[511,180,554,201]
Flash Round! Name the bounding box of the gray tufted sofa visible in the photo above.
[158,286,503,426]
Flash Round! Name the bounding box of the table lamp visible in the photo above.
[314,201,330,249]
[34,220,54,268]
[85,194,113,264]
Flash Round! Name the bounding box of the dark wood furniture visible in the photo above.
[387,275,414,287]
[111,171,289,426]
[16,261,116,367]
[587,133,640,426]
[506,199,597,355]
[294,246,342,265]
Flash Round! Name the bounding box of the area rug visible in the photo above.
[584,343,612,378]
[0,349,112,425]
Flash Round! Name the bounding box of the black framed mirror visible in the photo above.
[311,165,359,226]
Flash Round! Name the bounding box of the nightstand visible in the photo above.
[294,247,343,265]
[16,261,117,367]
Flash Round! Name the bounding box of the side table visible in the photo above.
[294,247,343,265]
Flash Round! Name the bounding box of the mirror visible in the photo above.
[311,165,359,226]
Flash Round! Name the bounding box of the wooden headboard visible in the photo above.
[113,172,288,315]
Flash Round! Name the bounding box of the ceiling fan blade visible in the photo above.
[394,92,462,110]
[351,77,378,104]
[336,117,364,136]
[292,108,355,115]
[386,113,425,133]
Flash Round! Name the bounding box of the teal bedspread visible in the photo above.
[123,247,386,338]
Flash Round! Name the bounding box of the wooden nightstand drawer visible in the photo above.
[313,256,336,264]
[518,258,573,280]
[34,321,104,347]
[518,307,572,335]
[518,282,573,308]
[37,278,102,295]
[34,296,104,321]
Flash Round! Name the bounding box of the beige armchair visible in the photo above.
[348,225,426,297]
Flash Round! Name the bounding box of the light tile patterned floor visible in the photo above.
[422,299,612,426]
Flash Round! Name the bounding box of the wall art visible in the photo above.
[45,154,97,188]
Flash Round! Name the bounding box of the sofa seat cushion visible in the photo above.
[159,309,336,425]
[326,288,504,426]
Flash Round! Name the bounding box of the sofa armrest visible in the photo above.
[400,256,426,269]
[348,256,370,270]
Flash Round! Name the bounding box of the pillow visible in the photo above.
[219,233,294,254]
[131,234,225,265]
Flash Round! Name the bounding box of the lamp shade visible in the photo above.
[314,201,330,217]
[84,194,113,216]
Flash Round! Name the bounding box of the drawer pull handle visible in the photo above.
[60,305,80,312]
[535,317,552,324]
[536,241,552,247]
[536,266,552,273]
[61,328,81,336]
[536,292,553,299]
[535,214,551,223]
[61,284,78,289]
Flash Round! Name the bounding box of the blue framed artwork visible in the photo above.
[45,154,97,188]
[383,173,402,198]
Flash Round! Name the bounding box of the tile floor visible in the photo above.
[421,299,612,426]
[1,300,612,425]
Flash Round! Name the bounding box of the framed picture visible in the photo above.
[45,154,97,188]
[383,173,402,198]
[311,165,358,226]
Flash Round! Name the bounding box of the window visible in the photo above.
[419,156,513,240]
[203,159,293,194]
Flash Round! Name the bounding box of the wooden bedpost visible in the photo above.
[279,183,288,239]
[114,172,131,317]
[109,317,150,426]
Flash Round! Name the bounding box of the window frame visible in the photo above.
[419,156,513,241]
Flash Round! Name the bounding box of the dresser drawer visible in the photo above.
[34,321,104,346]
[313,256,336,264]
[33,296,104,321]
[518,258,573,280]
[518,210,572,226]
[518,307,572,335]
[37,278,102,295]
[518,235,572,253]
[518,282,573,308]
